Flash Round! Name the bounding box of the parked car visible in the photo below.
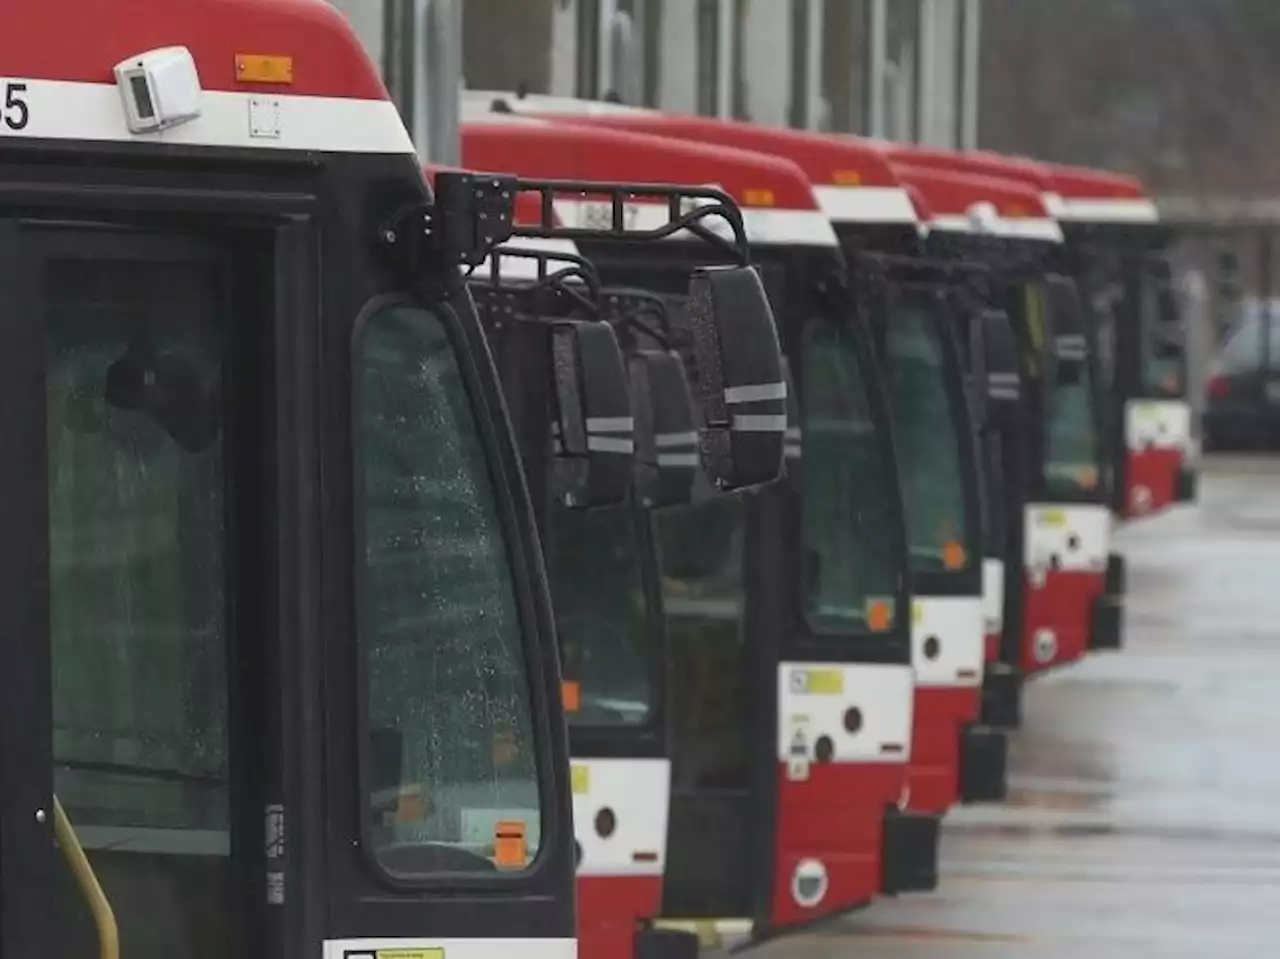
[1203,298,1280,450]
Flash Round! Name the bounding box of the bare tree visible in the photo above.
[980,0,1280,197]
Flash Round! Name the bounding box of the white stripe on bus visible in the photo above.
[0,78,414,154]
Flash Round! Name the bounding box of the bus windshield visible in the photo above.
[357,301,543,876]
[1140,269,1184,397]
[1039,282,1103,497]
[547,504,654,726]
[884,294,973,576]
[802,321,899,629]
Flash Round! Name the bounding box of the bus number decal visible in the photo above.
[579,201,639,231]
[2,82,30,131]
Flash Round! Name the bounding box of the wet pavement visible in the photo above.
[756,455,1280,957]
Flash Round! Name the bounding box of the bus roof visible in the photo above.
[883,145,1158,226]
[3,0,410,155]
[468,90,920,227]
[1042,162,1158,225]
[460,114,838,248]
[892,164,1062,243]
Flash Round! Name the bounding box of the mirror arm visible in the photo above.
[504,178,752,265]
[616,314,671,351]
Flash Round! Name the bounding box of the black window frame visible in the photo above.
[878,279,983,594]
[350,292,561,890]
[546,499,665,738]
[795,310,907,644]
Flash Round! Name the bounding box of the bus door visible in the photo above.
[470,251,689,959]
[867,271,1005,813]
[1116,250,1194,517]
[943,265,1029,729]
[777,292,936,917]
[0,220,283,958]
[0,163,601,959]
[1012,274,1120,675]
[576,246,777,932]
[548,288,699,959]
[744,251,930,933]
[471,192,787,959]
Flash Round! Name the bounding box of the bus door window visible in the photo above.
[801,322,897,630]
[1140,266,1184,397]
[884,294,973,576]
[548,505,654,727]
[1042,282,1102,499]
[37,232,252,958]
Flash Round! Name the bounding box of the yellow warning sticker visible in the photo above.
[912,600,923,625]
[1036,508,1066,528]
[376,950,445,959]
[804,668,844,695]
[571,764,590,795]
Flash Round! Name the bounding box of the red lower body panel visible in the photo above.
[1125,447,1183,519]
[984,631,1000,663]
[769,760,906,929]
[578,874,663,959]
[1020,569,1105,674]
[905,685,980,815]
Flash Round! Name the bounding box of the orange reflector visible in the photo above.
[942,541,967,571]
[395,785,427,823]
[743,188,775,207]
[562,680,581,713]
[632,850,660,863]
[492,728,519,766]
[494,820,528,867]
[1004,204,1029,218]
[832,170,862,186]
[235,54,294,84]
[867,599,892,632]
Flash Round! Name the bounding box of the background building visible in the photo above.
[329,0,982,160]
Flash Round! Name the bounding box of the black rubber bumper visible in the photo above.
[881,805,939,895]
[636,927,700,959]
[1090,552,1126,651]
[980,662,1023,730]
[1176,466,1198,503]
[1089,595,1124,651]
[958,723,1008,803]
[1105,552,1126,598]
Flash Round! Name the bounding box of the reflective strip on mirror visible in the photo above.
[732,414,788,432]
[585,415,635,455]
[724,381,788,404]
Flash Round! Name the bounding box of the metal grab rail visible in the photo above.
[53,794,120,959]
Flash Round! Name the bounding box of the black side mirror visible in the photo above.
[981,309,1022,410]
[1043,275,1089,387]
[549,321,633,508]
[685,266,786,490]
[627,350,698,507]
[1052,334,1087,386]
[966,312,990,426]
[781,357,802,471]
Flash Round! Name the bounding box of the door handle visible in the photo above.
[52,794,119,959]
